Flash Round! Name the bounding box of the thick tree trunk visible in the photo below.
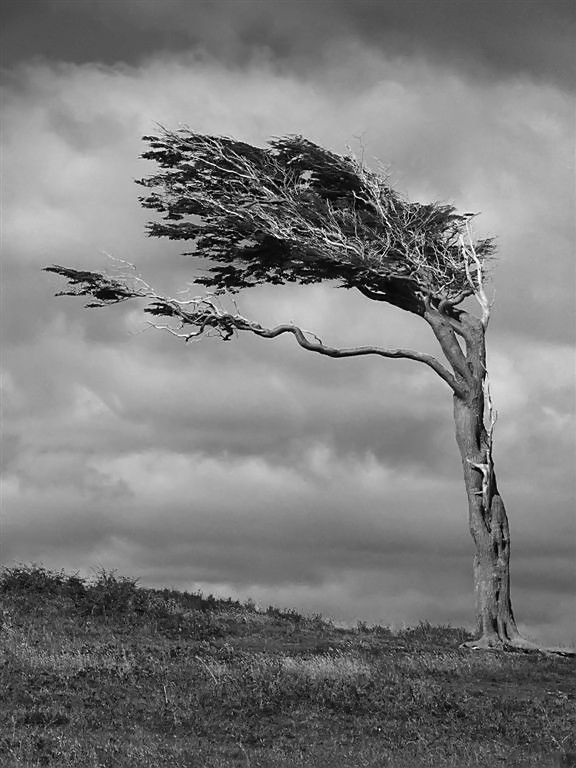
[428,308,573,654]
[423,305,530,648]
[453,393,522,648]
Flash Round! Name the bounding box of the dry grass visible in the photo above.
[1,565,574,768]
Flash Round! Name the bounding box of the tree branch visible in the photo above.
[138,129,496,308]
[44,264,463,394]
[144,295,462,394]
[423,302,473,390]
[460,228,494,329]
[437,287,474,313]
[254,324,460,388]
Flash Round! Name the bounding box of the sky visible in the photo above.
[1,0,575,644]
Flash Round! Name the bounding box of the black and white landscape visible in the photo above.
[2,0,575,646]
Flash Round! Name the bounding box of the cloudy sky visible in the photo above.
[2,0,575,644]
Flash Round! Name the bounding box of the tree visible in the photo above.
[45,129,561,652]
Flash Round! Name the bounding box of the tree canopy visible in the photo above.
[46,129,500,402]
[47,128,495,319]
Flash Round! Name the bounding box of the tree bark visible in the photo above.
[444,308,526,649]
[424,306,573,654]
[453,392,522,648]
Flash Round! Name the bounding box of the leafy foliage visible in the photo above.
[136,129,495,313]
[43,266,141,307]
[44,129,496,358]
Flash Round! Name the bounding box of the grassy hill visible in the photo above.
[0,565,574,768]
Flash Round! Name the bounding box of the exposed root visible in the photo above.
[460,635,575,657]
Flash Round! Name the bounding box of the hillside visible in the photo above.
[0,565,574,767]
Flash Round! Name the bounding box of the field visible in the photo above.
[1,565,574,768]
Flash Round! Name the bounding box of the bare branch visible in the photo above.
[45,263,463,393]
[437,287,474,313]
[460,227,494,328]
[143,292,462,393]
[423,301,473,389]
[255,323,457,383]
[146,322,205,342]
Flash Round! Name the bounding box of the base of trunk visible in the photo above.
[460,634,575,657]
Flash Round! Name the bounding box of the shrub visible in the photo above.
[0,564,86,601]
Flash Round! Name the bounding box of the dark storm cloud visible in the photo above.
[1,0,574,90]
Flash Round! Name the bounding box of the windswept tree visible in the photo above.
[46,129,556,651]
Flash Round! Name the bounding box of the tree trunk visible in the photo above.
[436,311,572,654]
[423,307,523,647]
[453,393,522,648]
[424,301,571,653]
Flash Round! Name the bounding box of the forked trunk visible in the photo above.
[453,394,521,648]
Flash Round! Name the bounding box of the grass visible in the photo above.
[0,565,574,767]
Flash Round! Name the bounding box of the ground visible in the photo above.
[1,565,574,768]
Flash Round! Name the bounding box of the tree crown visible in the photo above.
[135,129,494,314]
[45,129,496,398]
